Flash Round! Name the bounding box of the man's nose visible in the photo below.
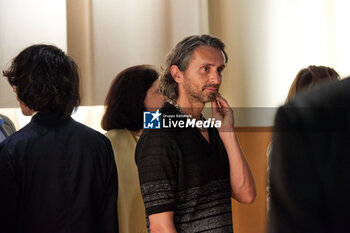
[209,71,221,85]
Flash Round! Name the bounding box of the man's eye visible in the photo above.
[202,67,209,72]
[217,67,224,75]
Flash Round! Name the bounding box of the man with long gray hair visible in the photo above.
[136,35,256,232]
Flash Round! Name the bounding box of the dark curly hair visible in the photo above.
[160,34,228,100]
[101,65,159,131]
[3,44,80,118]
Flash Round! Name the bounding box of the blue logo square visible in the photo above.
[143,110,161,129]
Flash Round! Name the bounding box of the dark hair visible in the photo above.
[101,65,159,131]
[160,34,228,100]
[3,44,80,118]
[286,65,340,102]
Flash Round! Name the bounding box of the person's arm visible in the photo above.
[212,95,256,204]
[135,133,178,232]
[149,211,177,233]
[0,144,19,233]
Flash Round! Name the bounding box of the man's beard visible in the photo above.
[183,79,220,103]
[202,84,220,102]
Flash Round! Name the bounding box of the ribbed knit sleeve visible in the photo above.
[135,131,179,216]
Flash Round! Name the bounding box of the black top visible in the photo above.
[268,77,350,233]
[136,102,233,233]
[0,111,118,233]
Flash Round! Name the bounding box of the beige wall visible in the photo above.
[208,0,350,108]
[0,0,67,108]
[208,0,259,107]
[2,0,350,110]
[67,0,209,105]
[66,0,94,105]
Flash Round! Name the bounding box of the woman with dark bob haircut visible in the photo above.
[1,44,118,233]
[101,65,164,233]
[102,65,164,131]
[3,44,80,118]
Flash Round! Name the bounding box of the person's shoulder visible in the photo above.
[105,128,131,141]
[3,120,36,142]
[135,129,180,168]
[138,128,175,148]
[105,128,136,153]
[70,118,104,135]
[0,121,35,155]
[136,128,180,155]
[69,119,112,146]
[159,101,177,113]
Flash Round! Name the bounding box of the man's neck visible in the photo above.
[176,96,204,120]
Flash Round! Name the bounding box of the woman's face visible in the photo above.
[144,79,165,111]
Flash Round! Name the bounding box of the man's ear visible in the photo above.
[170,65,183,84]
